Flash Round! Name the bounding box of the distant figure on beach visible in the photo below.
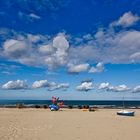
[49,96,61,111]
[52,97,59,105]
[58,101,64,108]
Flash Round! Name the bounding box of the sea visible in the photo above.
[0,100,140,107]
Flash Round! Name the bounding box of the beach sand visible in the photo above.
[0,108,140,140]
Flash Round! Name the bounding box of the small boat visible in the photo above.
[117,95,135,116]
[117,110,135,116]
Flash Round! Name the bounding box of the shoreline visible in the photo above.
[0,104,140,109]
[1,100,140,108]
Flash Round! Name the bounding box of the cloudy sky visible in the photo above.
[0,0,140,100]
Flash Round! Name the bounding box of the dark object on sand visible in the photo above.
[68,105,73,109]
[16,103,25,109]
[89,107,95,112]
[78,105,82,109]
[83,105,89,109]
[43,105,48,109]
[35,105,41,108]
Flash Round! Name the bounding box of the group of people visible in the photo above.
[49,97,64,111]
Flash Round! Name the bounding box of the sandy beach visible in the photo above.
[0,108,140,140]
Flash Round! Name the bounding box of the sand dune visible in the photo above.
[0,108,140,140]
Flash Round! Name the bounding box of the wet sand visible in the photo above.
[0,108,140,140]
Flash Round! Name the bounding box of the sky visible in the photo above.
[0,0,140,100]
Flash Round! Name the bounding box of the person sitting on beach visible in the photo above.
[58,101,64,108]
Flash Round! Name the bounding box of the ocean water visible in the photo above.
[0,100,140,107]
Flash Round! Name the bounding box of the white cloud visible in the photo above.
[111,11,139,27]
[48,82,69,91]
[3,39,29,59]
[1,11,140,72]
[83,34,93,40]
[32,80,48,88]
[130,52,140,62]
[105,30,140,63]
[29,13,41,20]
[68,45,100,65]
[1,33,69,69]
[98,83,130,92]
[44,33,69,69]
[27,34,41,43]
[98,82,110,90]
[107,84,130,92]
[76,81,93,92]
[39,44,54,55]
[69,12,138,65]
[70,30,140,64]
[32,80,69,91]
[68,63,89,74]
[2,80,28,90]
[53,33,69,50]
[51,34,69,66]
[1,28,140,70]
[132,85,140,93]
[89,62,104,73]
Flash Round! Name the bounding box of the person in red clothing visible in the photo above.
[59,101,64,108]
[52,97,59,105]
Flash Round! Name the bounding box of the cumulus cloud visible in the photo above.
[130,52,140,62]
[45,33,69,69]
[1,32,69,69]
[107,85,130,92]
[76,81,93,92]
[3,39,29,59]
[98,83,130,92]
[32,80,69,91]
[48,82,69,91]
[98,82,110,90]
[68,63,89,74]
[104,30,140,63]
[110,11,139,27]
[132,85,140,93]
[68,45,100,64]
[68,12,140,65]
[2,80,28,90]
[38,44,54,55]
[1,28,140,70]
[69,29,140,64]
[27,34,42,43]
[32,80,48,89]
[1,11,140,72]
[89,62,104,73]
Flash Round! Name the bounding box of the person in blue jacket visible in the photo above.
[49,97,59,111]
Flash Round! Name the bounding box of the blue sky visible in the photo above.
[0,0,140,100]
